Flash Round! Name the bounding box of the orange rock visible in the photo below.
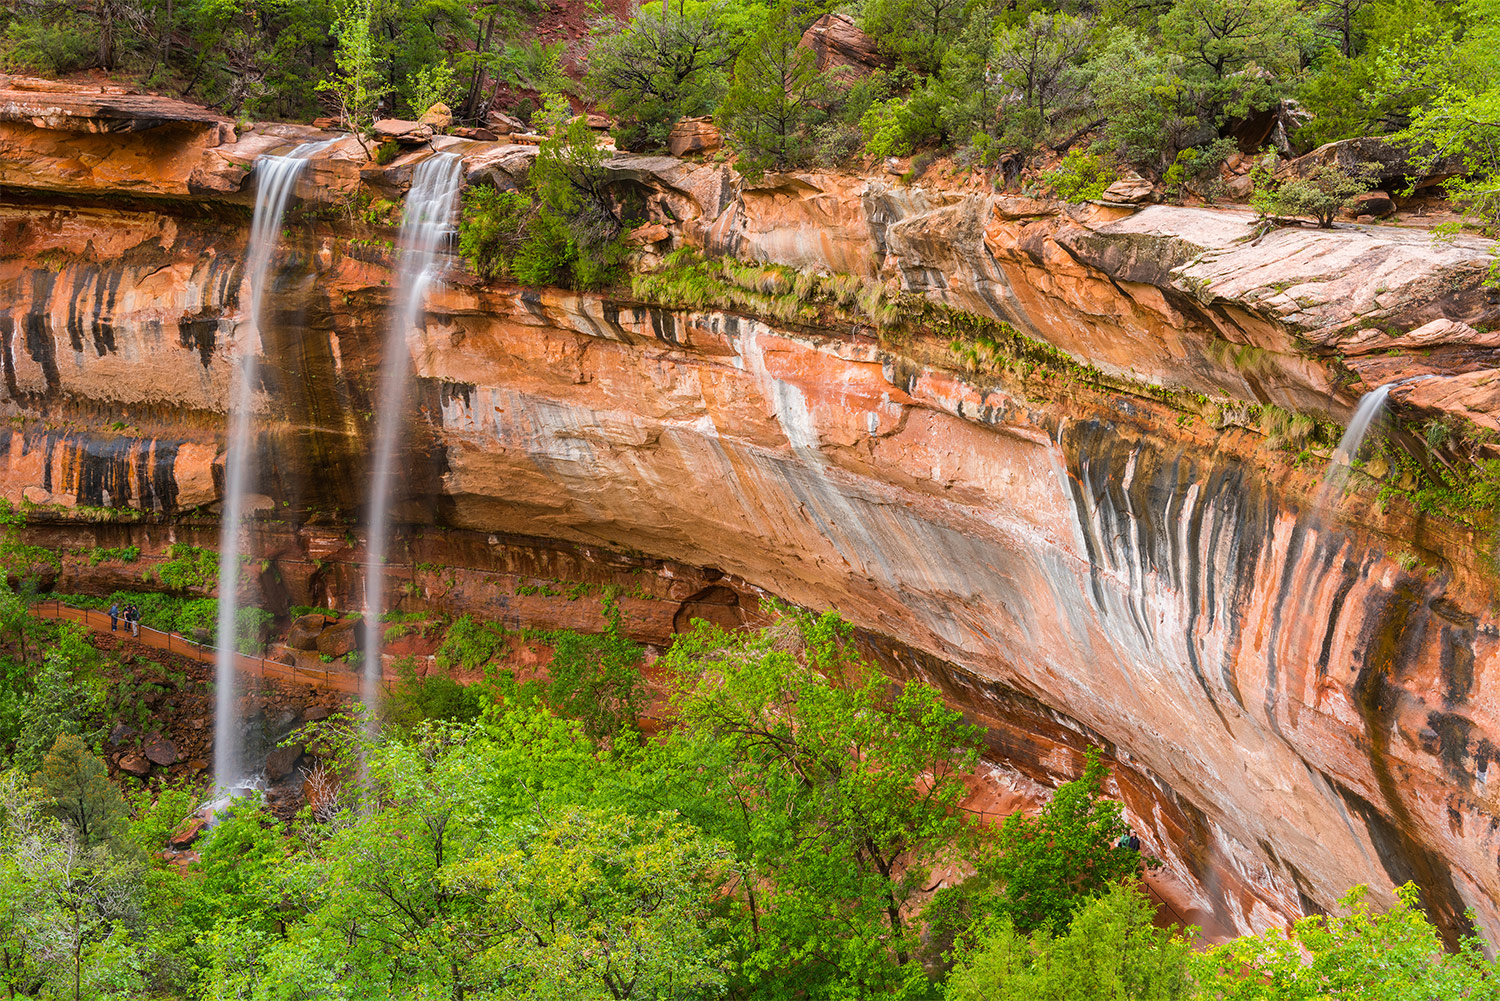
[667,117,722,157]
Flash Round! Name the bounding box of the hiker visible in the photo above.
[127,604,140,638]
[1117,829,1132,850]
[108,602,119,632]
[1128,832,1141,852]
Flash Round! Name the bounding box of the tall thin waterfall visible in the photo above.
[1318,375,1433,504]
[213,142,327,796]
[360,153,463,716]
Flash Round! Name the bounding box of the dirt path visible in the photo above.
[33,599,367,695]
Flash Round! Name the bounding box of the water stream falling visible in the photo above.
[360,152,464,718]
[1317,375,1434,505]
[213,141,330,797]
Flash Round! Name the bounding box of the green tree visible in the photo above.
[34,734,129,846]
[318,0,387,150]
[651,608,981,998]
[947,883,1193,1001]
[521,94,628,288]
[935,748,1146,939]
[863,0,970,74]
[1197,882,1500,999]
[0,771,146,1001]
[718,3,827,177]
[1250,160,1376,225]
[12,624,105,775]
[586,0,737,151]
[1159,0,1310,123]
[446,809,733,1000]
[991,12,1096,151]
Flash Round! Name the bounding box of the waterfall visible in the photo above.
[213,141,328,797]
[360,152,463,718]
[1318,375,1433,504]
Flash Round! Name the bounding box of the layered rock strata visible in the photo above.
[4,85,1500,945]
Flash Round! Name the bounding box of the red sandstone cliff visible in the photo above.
[3,79,1500,944]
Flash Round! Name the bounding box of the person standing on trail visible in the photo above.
[108,602,119,632]
[128,604,140,637]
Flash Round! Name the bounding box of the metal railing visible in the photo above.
[32,598,380,695]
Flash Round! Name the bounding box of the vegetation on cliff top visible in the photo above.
[12,0,1500,228]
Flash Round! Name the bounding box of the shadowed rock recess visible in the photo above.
[6,85,1500,945]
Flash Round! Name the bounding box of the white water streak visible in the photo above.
[360,153,463,716]
[214,140,331,795]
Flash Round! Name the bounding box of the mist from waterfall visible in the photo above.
[213,141,328,797]
[360,152,463,719]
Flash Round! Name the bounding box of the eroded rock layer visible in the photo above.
[4,86,1500,945]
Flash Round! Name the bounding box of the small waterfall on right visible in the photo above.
[1317,375,1433,507]
[359,152,463,722]
[212,141,327,798]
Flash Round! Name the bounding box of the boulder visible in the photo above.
[450,126,498,141]
[169,816,207,849]
[1100,173,1155,205]
[372,119,434,145]
[800,13,889,77]
[1281,136,1466,191]
[626,222,671,246]
[667,117,723,157]
[109,722,136,746]
[143,737,179,767]
[119,751,151,776]
[418,102,452,130]
[287,612,330,651]
[586,114,613,130]
[316,618,361,659]
[302,703,336,722]
[1348,189,1396,218]
[265,743,304,782]
[485,110,526,134]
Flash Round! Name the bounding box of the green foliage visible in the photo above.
[433,614,510,672]
[717,2,826,178]
[863,0,971,74]
[543,593,645,742]
[1158,0,1310,123]
[462,95,630,290]
[0,498,61,582]
[934,749,1147,939]
[947,884,1193,1001]
[1198,882,1500,999]
[35,733,129,845]
[1251,161,1378,226]
[87,545,140,566]
[404,57,456,118]
[526,94,630,288]
[650,607,982,997]
[458,185,533,280]
[317,0,388,145]
[1163,138,1237,201]
[586,0,740,151]
[0,771,148,1000]
[0,9,96,74]
[142,543,219,593]
[7,623,105,775]
[446,808,734,999]
[388,658,494,728]
[1041,150,1118,203]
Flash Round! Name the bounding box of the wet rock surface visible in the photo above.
[4,87,1500,944]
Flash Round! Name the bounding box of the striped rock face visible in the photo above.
[4,86,1500,946]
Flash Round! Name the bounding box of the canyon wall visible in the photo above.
[4,79,1500,944]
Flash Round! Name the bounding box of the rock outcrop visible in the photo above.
[5,85,1500,946]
